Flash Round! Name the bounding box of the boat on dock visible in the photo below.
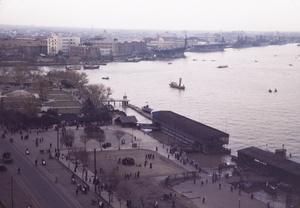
[142,105,153,114]
[169,78,185,90]
[83,65,100,70]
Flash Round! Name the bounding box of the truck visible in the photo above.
[2,152,13,163]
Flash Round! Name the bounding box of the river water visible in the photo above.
[46,43,300,158]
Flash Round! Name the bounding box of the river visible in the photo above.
[45,43,300,158]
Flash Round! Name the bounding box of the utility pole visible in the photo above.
[11,176,14,208]
[57,126,59,160]
[94,148,97,193]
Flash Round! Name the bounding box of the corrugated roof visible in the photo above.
[152,111,229,141]
[118,116,137,124]
[238,146,300,177]
[60,113,78,121]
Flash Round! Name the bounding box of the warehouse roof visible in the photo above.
[152,111,229,141]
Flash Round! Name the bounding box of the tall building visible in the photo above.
[88,39,147,57]
[47,33,80,56]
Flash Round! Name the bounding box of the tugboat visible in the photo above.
[169,78,185,90]
[142,105,153,114]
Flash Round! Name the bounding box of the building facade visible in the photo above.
[88,39,147,57]
[69,45,99,60]
[0,38,47,57]
[47,33,80,56]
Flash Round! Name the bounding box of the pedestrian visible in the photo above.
[202,197,205,204]
[50,143,52,148]
[219,183,221,190]
[76,189,79,195]
[18,168,20,174]
[35,160,38,166]
[55,177,58,183]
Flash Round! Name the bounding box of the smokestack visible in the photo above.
[179,78,182,86]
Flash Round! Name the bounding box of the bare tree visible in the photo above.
[114,130,125,150]
[74,150,89,180]
[0,67,11,85]
[80,134,89,151]
[83,84,113,108]
[11,65,32,87]
[21,97,42,119]
[31,78,52,101]
[60,129,75,154]
[96,132,106,151]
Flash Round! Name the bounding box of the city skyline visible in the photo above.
[0,0,300,32]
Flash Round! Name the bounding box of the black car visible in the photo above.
[0,164,7,172]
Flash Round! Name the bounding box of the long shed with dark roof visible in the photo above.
[238,146,300,186]
[115,116,137,127]
[152,111,229,154]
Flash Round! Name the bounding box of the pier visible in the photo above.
[126,103,152,120]
[102,94,129,106]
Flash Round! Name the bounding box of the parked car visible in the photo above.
[2,152,13,163]
[0,164,7,172]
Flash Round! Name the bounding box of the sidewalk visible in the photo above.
[2,124,269,208]
[1,127,123,208]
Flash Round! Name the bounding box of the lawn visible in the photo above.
[44,89,82,114]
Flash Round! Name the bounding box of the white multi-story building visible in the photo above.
[47,33,80,56]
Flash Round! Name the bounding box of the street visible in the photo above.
[0,136,82,208]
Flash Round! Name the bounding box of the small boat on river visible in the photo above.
[217,65,228,68]
[83,65,100,70]
[65,65,81,70]
[169,78,185,90]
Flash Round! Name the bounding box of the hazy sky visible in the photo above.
[1,0,300,31]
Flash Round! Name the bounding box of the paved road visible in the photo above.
[0,138,82,208]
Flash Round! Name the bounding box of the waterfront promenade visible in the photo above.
[1,124,270,208]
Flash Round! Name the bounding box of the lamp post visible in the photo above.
[94,148,97,193]
[56,126,60,160]
[131,128,134,143]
